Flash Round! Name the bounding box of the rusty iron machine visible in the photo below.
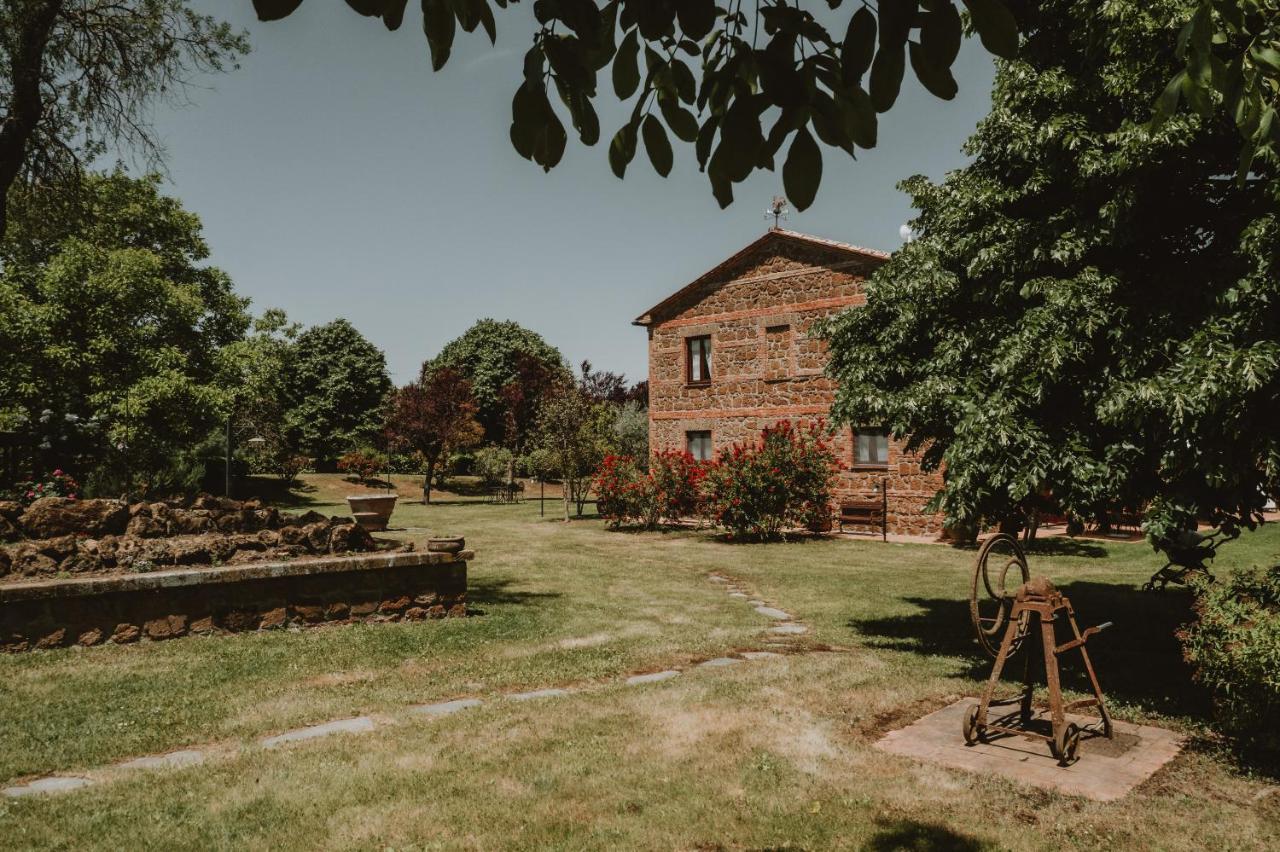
[963,534,1114,765]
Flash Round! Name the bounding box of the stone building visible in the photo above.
[633,228,944,537]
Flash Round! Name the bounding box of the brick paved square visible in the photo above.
[874,698,1184,802]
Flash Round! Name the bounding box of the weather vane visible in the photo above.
[765,196,789,229]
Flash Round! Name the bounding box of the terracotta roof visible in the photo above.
[632,228,890,326]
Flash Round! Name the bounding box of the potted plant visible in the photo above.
[339,450,397,531]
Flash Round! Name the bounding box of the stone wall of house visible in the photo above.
[0,551,468,652]
[644,231,946,537]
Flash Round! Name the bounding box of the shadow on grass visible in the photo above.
[847,581,1207,719]
[466,576,562,613]
[1023,537,1111,558]
[239,476,322,508]
[860,818,992,851]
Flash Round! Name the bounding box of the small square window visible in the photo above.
[854,428,889,467]
[686,335,711,384]
[686,430,712,461]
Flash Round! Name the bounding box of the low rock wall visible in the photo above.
[0,550,469,652]
[0,496,384,580]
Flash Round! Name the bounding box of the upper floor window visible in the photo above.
[686,335,711,385]
[854,428,889,467]
[686,430,713,461]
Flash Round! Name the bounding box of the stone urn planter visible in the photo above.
[346,493,397,532]
[427,535,465,554]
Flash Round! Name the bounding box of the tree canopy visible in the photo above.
[282,318,393,465]
[0,172,250,493]
[252,0,1025,210]
[385,367,484,503]
[0,1,247,239]
[426,318,570,446]
[821,0,1279,544]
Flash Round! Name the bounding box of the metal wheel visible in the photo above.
[970,533,1031,657]
[1054,722,1081,766]
[962,704,983,745]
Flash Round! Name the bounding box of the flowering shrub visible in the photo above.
[595,451,712,529]
[650,450,707,522]
[701,421,838,539]
[594,454,658,528]
[336,450,387,485]
[12,470,80,507]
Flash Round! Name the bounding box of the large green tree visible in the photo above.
[218,307,308,482]
[822,0,1279,545]
[281,318,392,465]
[252,0,1024,210]
[426,319,570,447]
[0,1,247,239]
[0,172,250,493]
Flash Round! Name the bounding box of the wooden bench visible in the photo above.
[839,498,887,539]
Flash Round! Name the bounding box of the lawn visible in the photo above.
[1,474,1277,850]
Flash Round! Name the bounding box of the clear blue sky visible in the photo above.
[147,3,995,385]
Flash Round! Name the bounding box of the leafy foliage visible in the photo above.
[218,308,309,482]
[610,399,649,463]
[534,379,614,519]
[821,0,1279,544]
[1179,565,1280,755]
[1151,0,1280,181]
[252,0,1023,210]
[7,469,79,507]
[649,449,706,521]
[385,367,484,502]
[701,420,838,539]
[0,172,250,495]
[281,319,392,465]
[336,448,389,485]
[472,444,514,486]
[594,453,659,528]
[427,319,569,447]
[0,1,248,239]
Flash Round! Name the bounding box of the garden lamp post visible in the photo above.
[225,415,232,498]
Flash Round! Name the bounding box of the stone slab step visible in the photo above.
[411,698,483,717]
[625,670,681,686]
[260,716,375,748]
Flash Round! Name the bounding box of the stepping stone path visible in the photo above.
[0,570,817,799]
[705,572,808,640]
[626,670,681,685]
[3,776,92,798]
[261,716,375,749]
[507,688,570,702]
[411,698,483,717]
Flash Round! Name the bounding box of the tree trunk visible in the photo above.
[565,457,576,516]
[0,1,63,242]
[423,454,437,504]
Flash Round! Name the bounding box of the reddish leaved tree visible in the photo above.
[385,367,483,504]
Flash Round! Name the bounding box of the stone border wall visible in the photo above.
[0,550,470,652]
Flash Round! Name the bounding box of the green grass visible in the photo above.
[1,474,1278,850]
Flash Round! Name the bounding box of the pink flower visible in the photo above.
[53,469,63,476]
